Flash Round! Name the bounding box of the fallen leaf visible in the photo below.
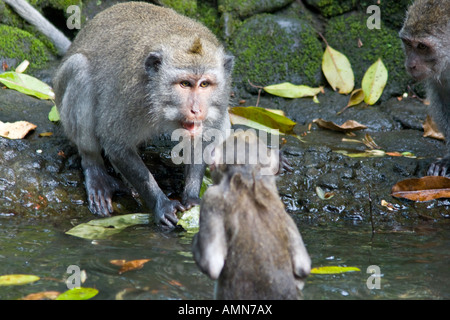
[311,266,360,274]
[56,287,98,300]
[381,199,398,211]
[65,213,150,240]
[0,120,37,139]
[335,149,386,158]
[315,186,335,200]
[391,176,450,202]
[21,291,60,300]
[0,71,55,100]
[423,115,444,140]
[322,45,354,94]
[15,60,30,73]
[110,259,151,274]
[0,274,40,286]
[48,105,60,122]
[337,88,365,114]
[313,118,367,133]
[169,280,183,287]
[361,58,388,105]
[264,82,323,99]
[229,106,296,134]
[39,132,53,137]
[177,205,200,232]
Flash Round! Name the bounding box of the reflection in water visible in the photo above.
[0,219,448,299]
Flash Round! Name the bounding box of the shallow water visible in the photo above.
[0,217,448,300]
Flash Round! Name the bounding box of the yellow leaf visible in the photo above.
[264,82,323,99]
[322,45,354,94]
[337,88,365,114]
[0,274,40,286]
[311,266,360,274]
[362,58,388,105]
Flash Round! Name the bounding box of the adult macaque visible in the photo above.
[399,0,450,176]
[192,131,311,299]
[53,2,234,228]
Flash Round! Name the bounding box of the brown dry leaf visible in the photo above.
[313,118,367,133]
[0,120,36,139]
[21,291,60,300]
[391,176,450,202]
[110,259,151,274]
[423,115,445,141]
[168,280,183,287]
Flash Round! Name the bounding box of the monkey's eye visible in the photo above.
[180,81,191,88]
[199,81,210,88]
[417,43,428,51]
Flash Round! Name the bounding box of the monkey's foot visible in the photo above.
[155,199,185,229]
[84,166,128,216]
[428,157,450,177]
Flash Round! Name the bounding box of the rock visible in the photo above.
[0,25,54,72]
[218,0,295,19]
[229,14,322,95]
[324,13,409,101]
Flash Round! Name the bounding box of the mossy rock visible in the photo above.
[303,0,358,18]
[324,13,410,101]
[230,14,323,94]
[218,0,295,19]
[158,0,197,17]
[0,24,53,72]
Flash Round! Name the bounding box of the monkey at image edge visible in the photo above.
[52,2,234,228]
[399,0,450,176]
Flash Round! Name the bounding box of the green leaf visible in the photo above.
[177,205,200,232]
[264,83,323,99]
[65,213,150,240]
[322,45,354,94]
[56,287,98,300]
[229,106,296,134]
[48,105,60,122]
[0,274,40,286]
[362,58,388,105]
[0,71,55,100]
[311,266,361,274]
[199,169,213,198]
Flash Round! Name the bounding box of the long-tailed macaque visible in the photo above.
[399,0,450,176]
[192,131,311,300]
[53,2,234,228]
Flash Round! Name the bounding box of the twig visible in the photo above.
[248,80,263,108]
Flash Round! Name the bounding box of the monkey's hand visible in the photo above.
[428,156,450,177]
[84,166,129,216]
[154,198,184,229]
[181,195,201,210]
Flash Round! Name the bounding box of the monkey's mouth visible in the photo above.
[181,120,203,136]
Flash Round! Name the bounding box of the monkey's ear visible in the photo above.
[223,54,234,75]
[145,51,163,75]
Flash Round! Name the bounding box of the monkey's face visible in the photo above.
[172,73,218,136]
[400,35,445,82]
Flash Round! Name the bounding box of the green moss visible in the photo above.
[159,0,197,17]
[0,25,51,71]
[197,1,221,37]
[230,14,322,91]
[325,14,409,100]
[29,0,82,11]
[219,0,294,19]
[305,0,357,17]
